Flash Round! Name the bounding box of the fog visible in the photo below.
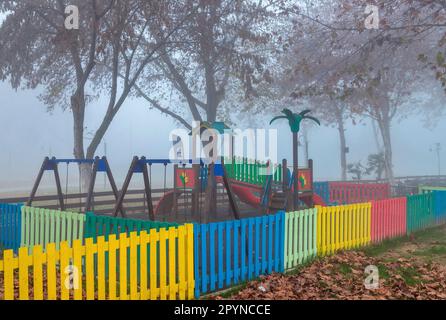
[1,82,444,196]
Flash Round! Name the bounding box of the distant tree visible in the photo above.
[298,84,358,181]
[347,161,367,181]
[366,152,386,180]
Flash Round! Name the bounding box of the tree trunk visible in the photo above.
[371,119,382,152]
[71,92,91,191]
[377,112,394,183]
[293,132,299,211]
[336,114,348,181]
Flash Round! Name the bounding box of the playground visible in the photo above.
[0,132,445,300]
[1,2,446,302]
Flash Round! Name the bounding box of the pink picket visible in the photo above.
[371,197,407,243]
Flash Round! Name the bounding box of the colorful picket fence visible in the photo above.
[406,193,435,233]
[3,182,446,300]
[21,206,85,252]
[284,209,317,270]
[317,203,371,256]
[84,212,177,240]
[371,198,406,243]
[0,203,22,252]
[0,225,194,300]
[193,212,285,298]
[329,182,390,205]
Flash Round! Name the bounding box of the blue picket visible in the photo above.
[201,224,207,296]
[193,212,285,298]
[225,221,231,287]
[279,211,286,273]
[255,218,260,277]
[209,223,216,292]
[268,215,273,274]
[233,220,239,284]
[261,216,267,273]
[0,203,22,252]
[217,223,224,289]
[433,191,446,224]
[248,219,253,280]
[193,223,200,298]
[241,219,247,281]
[274,214,279,272]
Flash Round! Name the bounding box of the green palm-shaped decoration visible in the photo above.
[270,109,320,133]
[270,108,320,211]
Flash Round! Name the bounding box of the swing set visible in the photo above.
[27,156,124,216]
[112,157,241,222]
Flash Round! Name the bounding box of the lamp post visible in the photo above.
[430,143,441,176]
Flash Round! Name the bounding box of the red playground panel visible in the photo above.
[329,182,390,204]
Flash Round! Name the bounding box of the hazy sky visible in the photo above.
[0,81,445,195]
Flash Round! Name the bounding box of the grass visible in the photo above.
[414,245,446,257]
[376,264,390,280]
[396,266,422,286]
[338,263,353,276]
[285,257,321,276]
[362,225,446,260]
[361,236,409,257]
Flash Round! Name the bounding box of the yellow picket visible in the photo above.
[149,229,158,300]
[33,245,43,300]
[3,250,14,300]
[72,239,83,300]
[59,241,70,300]
[85,238,95,300]
[97,236,106,300]
[159,228,167,300]
[119,233,129,300]
[46,243,57,300]
[178,226,186,300]
[139,231,148,300]
[129,232,138,300]
[108,234,118,300]
[18,247,29,300]
[168,228,177,300]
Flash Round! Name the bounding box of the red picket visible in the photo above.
[371,197,407,243]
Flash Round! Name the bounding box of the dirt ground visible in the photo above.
[212,225,446,300]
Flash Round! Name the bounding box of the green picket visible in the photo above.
[407,193,435,233]
[284,208,318,270]
[20,206,86,252]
